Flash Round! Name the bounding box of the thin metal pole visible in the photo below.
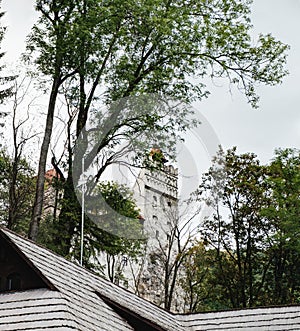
[80,158,85,266]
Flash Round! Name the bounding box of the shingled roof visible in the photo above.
[0,227,300,330]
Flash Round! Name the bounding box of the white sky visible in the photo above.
[199,0,300,163]
[1,0,300,167]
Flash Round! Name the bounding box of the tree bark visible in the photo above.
[29,77,60,240]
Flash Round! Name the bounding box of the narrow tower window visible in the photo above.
[152,215,158,224]
[153,195,157,207]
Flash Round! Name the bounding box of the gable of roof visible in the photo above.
[0,227,183,331]
[0,230,55,292]
[1,227,300,331]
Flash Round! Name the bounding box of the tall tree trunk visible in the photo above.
[52,111,80,256]
[29,77,60,240]
[7,161,17,229]
[8,133,18,229]
[52,173,80,255]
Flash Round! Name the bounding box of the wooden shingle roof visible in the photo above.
[0,289,78,330]
[0,228,183,331]
[178,306,300,330]
[0,227,300,330]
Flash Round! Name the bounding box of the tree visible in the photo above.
[197,147,272,308]
[0,149,35,233]
[141,202,200,312]
[181,242,228,313]
[37,180,145,281]
[0,2,14,103]
[8,77,41,231]
[26,0,289,242]
[0,151,10,223]
[0,0,15,135]
[262,148,300,304]
[0,75,39,234]
[184,148,300,312]
[87,181,144,282]
[27,0,79,240]
[181,241,211,313]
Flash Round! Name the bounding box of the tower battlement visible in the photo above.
[144,165,178,199]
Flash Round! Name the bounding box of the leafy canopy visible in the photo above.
[27,0,289,107]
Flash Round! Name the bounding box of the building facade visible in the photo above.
[121,161,180,309]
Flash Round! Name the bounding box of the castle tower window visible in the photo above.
[152,195,157,207]
[152,215,158,224]
[6,272,21,291]
[159,196,165,211]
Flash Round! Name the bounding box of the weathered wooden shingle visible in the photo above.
[177,305,300,330]
[1,227,300,331]
[0,289,78,330]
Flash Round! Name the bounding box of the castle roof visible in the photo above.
[45,168,61,183]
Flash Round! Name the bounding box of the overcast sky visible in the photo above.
[1,0,300,167]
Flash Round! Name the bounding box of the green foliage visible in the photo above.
[28,0,288,107]
[96,181,140,219]
[197,147,271,308]
[88,181,143,257]
[0,150,35,234]
[265,149,300,245]
[181,242,231,312]
[26,0,289,240]
[73,181,144,282]
[23,0,293,300]
[0,151,9,221]
[191,147,300,311]
[38,180,144,277]
[261,148,300,304]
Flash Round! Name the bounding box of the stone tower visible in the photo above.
[129,150,179,306]
[132,162,178,250]
[97,149,180,309]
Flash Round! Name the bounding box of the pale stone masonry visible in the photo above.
[129,163,180,307]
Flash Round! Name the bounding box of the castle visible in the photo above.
[118,151,180,309]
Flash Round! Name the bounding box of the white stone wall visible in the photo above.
[132,165,178,248]
[123,165,180,307]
